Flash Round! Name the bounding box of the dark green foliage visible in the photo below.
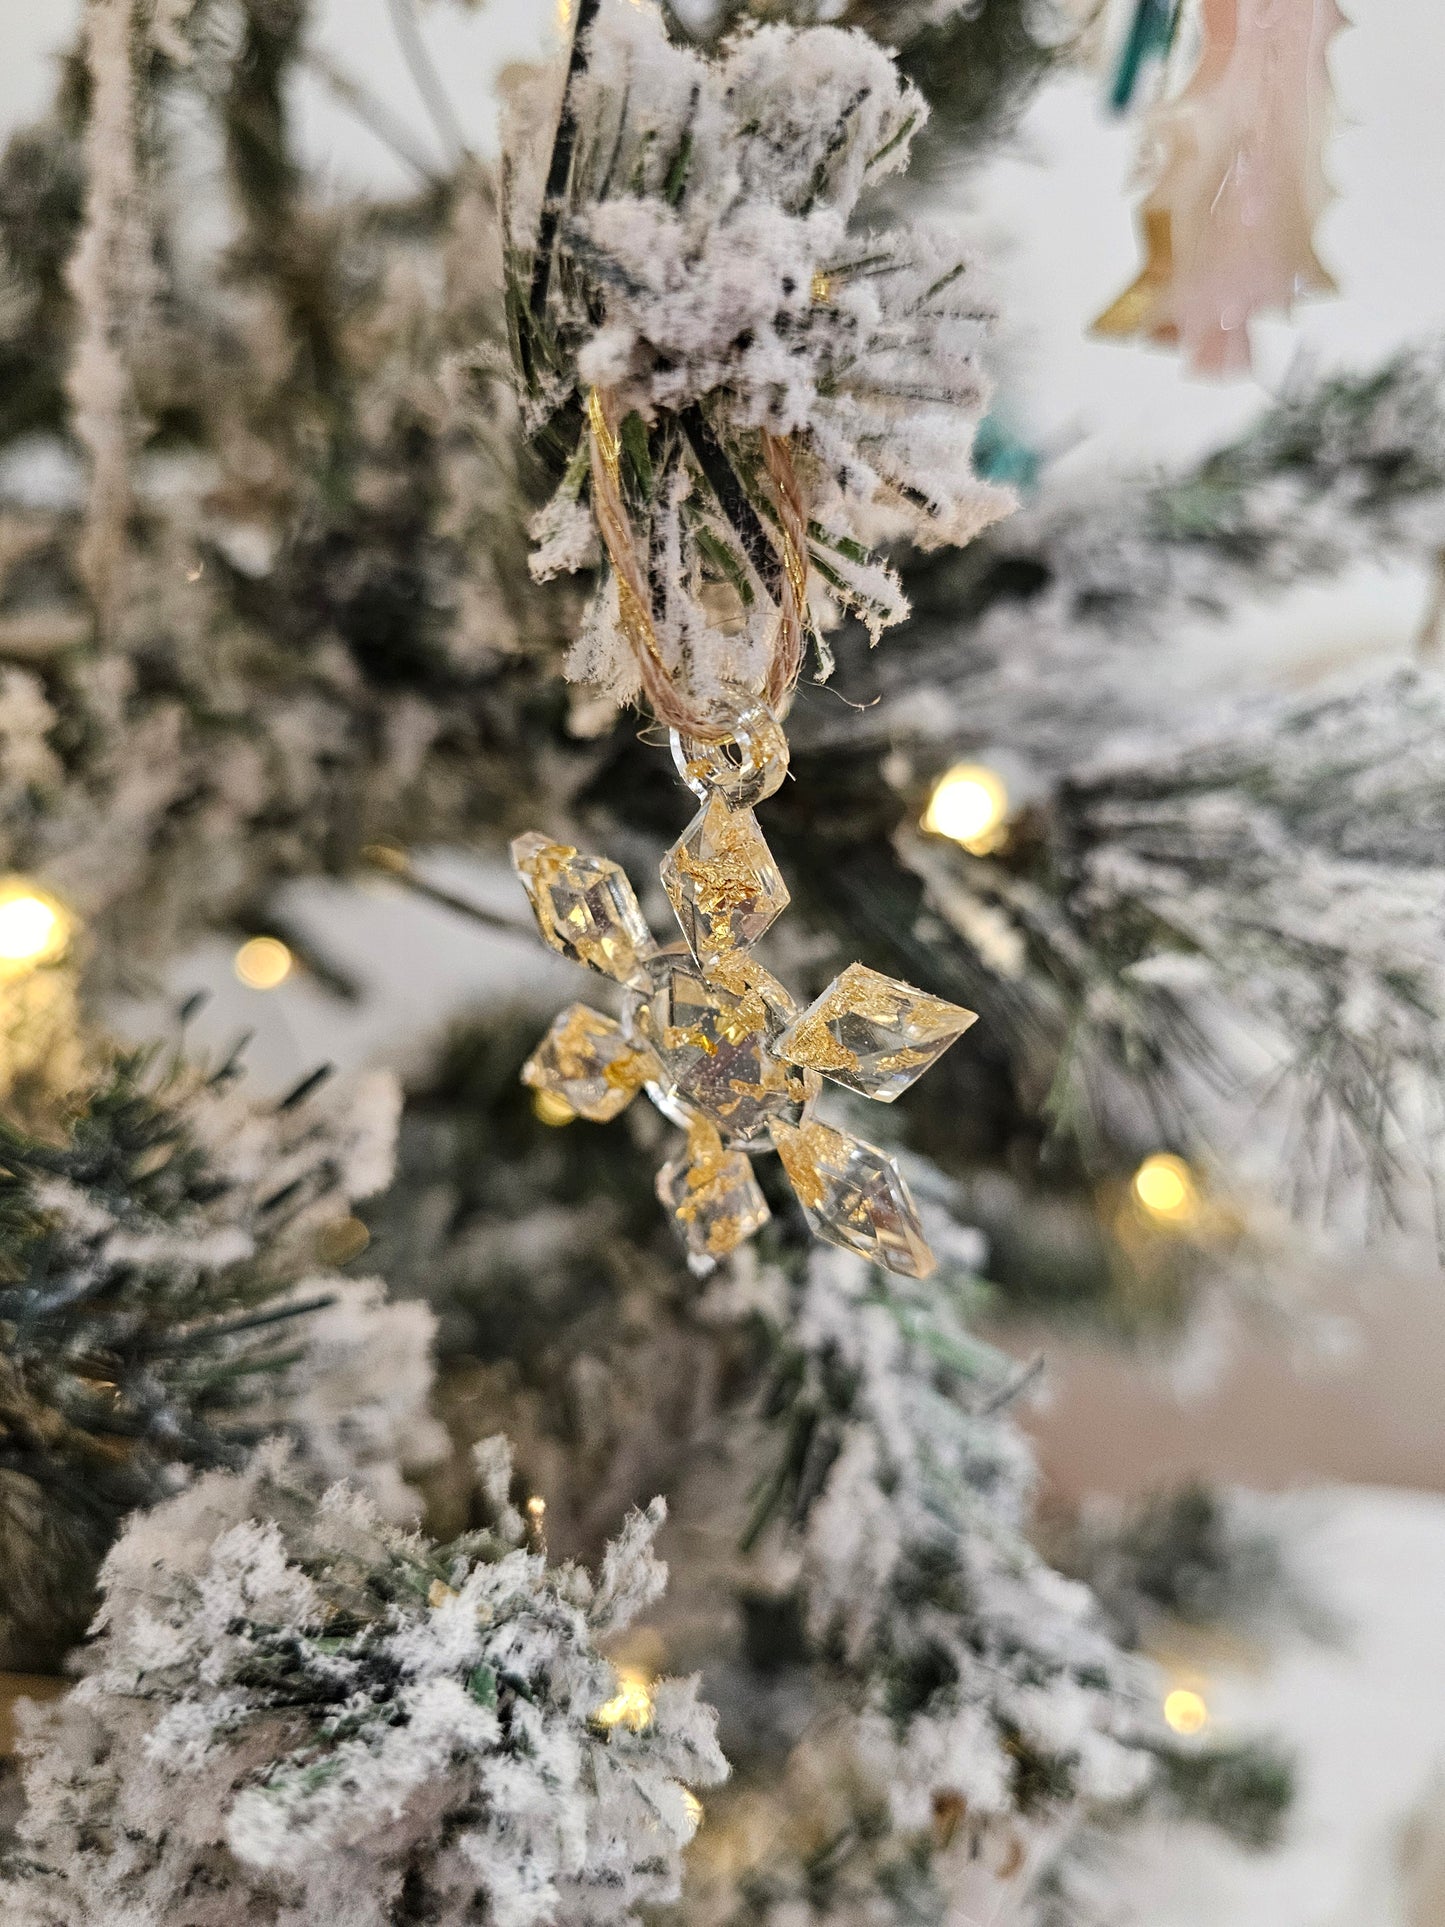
[1048,1481,1329,1652]
[0,1051,340,1668]
[362,1007,771,1558]
[1154,1737,1297,1851]
[0,110,84,447]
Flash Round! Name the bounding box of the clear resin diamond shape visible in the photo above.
[775,961,977,1102]
[521,1003,658,1123]
[771,1117,935,1278]
[627,951,812,1143]
[657,1119,771,1274]
[661,793,790,971]
[511,832,655,986]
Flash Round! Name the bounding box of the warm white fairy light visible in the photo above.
[1132,1152,1199,1222]
[1163,1686,1209,1736]
[0,881,71,976]
[594,1666,654,1732]
[921,763,1010,853]
[234,936,293,990]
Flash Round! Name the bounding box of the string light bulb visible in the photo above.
[1132,1152,1200,1223]
[594,1666,654,1732]
[1163,1686,1209,1736]
[234,936,293,990]
[0,881,71,977]
[680,1788,704,1829]
[921,763,1010,853]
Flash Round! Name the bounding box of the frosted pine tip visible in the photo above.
[0,880,71,976]
[1163,1686,1209,1736]
[1132,1153,1199,1223]
[921,764,1009,853]
[234,936,293,991]
[594,1667,654,1732]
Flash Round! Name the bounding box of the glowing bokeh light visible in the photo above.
[594,1667,654,1732]
[1132,1152,1200,1221]
[1163,1687,1209,1736]
[234,936,294,990]
[921,763,1009,852]
[0,883,70,973]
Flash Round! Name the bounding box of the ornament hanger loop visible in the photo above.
[670,705,789,809]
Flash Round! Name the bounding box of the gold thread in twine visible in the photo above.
[759,429,809,709]
[585,386,811,743]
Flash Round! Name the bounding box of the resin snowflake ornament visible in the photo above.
[511,721,976,1278]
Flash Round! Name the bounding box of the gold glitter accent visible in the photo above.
[657,1116,771,1273]
[662,793,789,971]
[628,954,811,1143]
[586,384,621,473]
[511,832,655,986]
[776,961,977,1102]
[810,270,832,303]
[522,1002,658,1123]
[772,1118,935,1278]
[1092,207,1176,341]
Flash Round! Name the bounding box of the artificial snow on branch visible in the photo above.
[0,1041,443,1669]
[719,1245,1158,1921]
[508,0,1008,730]
[806,339,1445,765]
[901,667,1445,1207]
[4,1443,726,1927]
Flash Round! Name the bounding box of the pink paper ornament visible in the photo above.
[1095,0,1343,375]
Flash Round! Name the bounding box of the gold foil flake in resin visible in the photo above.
[511,717,976,1276]
[627,953,810,1143]
[771,1118,936,1278]
[521,1003,659,1124]
[661,793,789,971]
[510,833,655,986]
[657,1119,771,1274]
[776,962,977,1102]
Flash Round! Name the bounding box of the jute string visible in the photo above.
[586,386,809,742]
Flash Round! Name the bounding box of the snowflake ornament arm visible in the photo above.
[512,721,976,1278]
